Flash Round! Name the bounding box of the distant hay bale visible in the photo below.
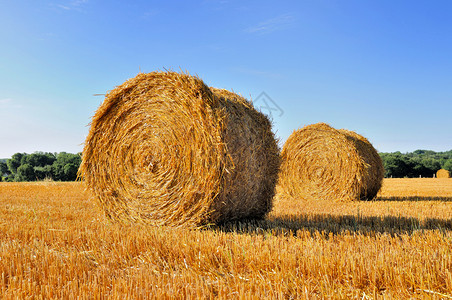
[79,71,280,227]
[437,169,450,178]
[278,123,384,201]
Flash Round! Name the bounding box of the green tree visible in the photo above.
[443,159,452,173]
[63,163,79,181]
[0,162,8,175]
[52,152,81,181]
[0,162,10,181]
[16,164,35,181]
[380,153,411,178]
[412,161,429,177]
[22,152,56,167]
[380,150,452,178]
[420,158,441,177]
[7,153,25,175]
[34,165,53,180]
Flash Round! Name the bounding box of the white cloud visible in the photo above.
[203,0,230,6]
[0,98,12,105]
[232,67,282,79]
[140,9,159,21]
[56,0,88,11]
[244,14,295,35]
[0,98,24,109]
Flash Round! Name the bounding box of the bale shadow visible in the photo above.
[376,196,452,202]
[213,213,452,237]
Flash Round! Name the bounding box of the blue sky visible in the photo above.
[1,0,451,158]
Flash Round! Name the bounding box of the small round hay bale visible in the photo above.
[437,169,450,178]
[278,123,384,201]
[79,71,280,227]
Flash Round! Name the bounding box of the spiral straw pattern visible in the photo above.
[79,71,280,227]
[278,123,383,201]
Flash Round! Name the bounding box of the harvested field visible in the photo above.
[377,178,452,201]
[0,180,451,299]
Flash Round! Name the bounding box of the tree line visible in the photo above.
[0,152,81,182]
[1,149,452,181]
[380,149,452,178]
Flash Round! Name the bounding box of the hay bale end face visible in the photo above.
[79,71,280,227]
[278,123,384,201]
[437,169,451,178]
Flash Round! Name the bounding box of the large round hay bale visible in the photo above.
[437,169,450,178]
[79,71,280,227]
[278,123,384,201]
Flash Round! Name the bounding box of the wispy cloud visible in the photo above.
[233,67,282,79]
[244,13,295,35]
[140,9,159,20]
[203,0,230,6]
[56,0,89,11]
[0,98,24,109]
[0,98,12,105]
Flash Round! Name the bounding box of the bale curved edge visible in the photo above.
[79,71,280,227]
[278,123,383,201]
[437,169,450,178]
